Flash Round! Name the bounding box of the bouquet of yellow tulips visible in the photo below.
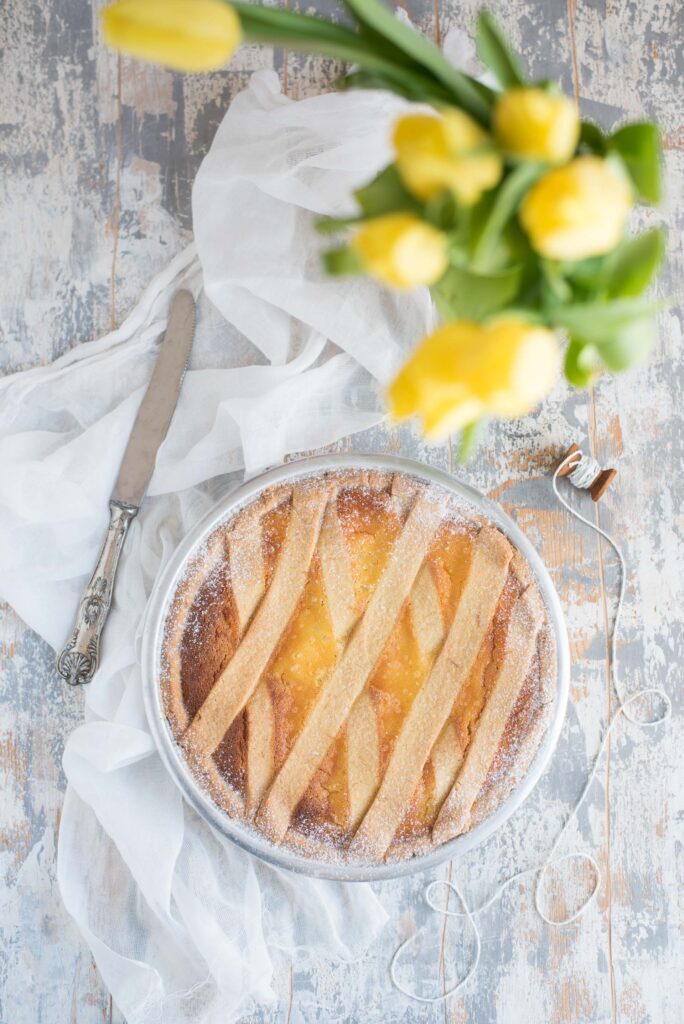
[104,0,665,454]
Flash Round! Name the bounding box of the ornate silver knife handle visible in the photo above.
[56,500,138,685]
[55,289,195,686]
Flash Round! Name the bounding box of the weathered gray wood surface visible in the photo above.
[1,1,682,1021]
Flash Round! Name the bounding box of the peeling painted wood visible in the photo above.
[0,1,682,1022]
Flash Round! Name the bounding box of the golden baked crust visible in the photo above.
[160,468,557,865]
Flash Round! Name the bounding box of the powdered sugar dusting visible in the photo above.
[159,467,558,868]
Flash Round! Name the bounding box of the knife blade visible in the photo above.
[56,289,196,685]
[113,288,195,507]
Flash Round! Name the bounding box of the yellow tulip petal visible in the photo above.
[393,115,447,161]
[387,317,560,439]
[493,88,579,164]
[520,155,633,260]
[421,397,484,438]
[387,370,419,419]
[442,109,490,151]
[393,110,502,205]
[352,213,447,290]
[478,318,561,415]
[102,0,241,72]
[392,227,448,288]
[387,321,482,436]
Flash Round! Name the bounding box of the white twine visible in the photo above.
[564,448,601,489]
[390,449,672,1005]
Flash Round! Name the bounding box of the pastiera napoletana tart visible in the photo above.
[161,469,556,865]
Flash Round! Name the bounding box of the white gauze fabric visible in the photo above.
[0,70,438,1023]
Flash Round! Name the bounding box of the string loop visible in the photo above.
[390,450,671,1003]
[390,879,480,1004]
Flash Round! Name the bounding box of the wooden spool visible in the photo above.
[555,444,617,502]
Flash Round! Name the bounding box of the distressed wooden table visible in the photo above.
[1,1,682,1021]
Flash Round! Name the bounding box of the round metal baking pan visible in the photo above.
[141,453,570,882]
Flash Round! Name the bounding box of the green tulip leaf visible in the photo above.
[601,229,665,298]
[549,296,661,343]
[339,68,451,105]
[233,3,378,47]
[541,261,573,303]
[234,3,455,106]
[562,255,607,293]
[354,165,422,217]
[424,190,461,230]
[534,78,560,95]
[432,263,522,321]
[608,122,662,204]
[475,11,526,89]
[579,120,606,155]
[594,316,657,371]
[315,215,365,235]
[323,246,364,275]
[564,339,602,388]
[340,0,492,124]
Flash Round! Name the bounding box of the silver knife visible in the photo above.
[56,289,196,685]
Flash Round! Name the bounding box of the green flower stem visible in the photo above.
[458,418,488,460]
[231,1,490,118]
[341,0,492,123]
[338,69,453,105]
[471,162,544,270]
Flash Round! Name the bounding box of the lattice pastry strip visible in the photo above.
[345,476,421,831]
[430,722,463,812]
[245,475,395,828]
[410,561,445,661]
[256,491,444,842]
[227,513,273,814]
[427,552,535,820]
[327,488,451,833]
[346,692,381,832]
[408,562,466,819]
[182,484,331,756]
[432,582,545,844]
[318,495,380,831]
[244,474,389,814]
[349,526,513,860]
[393,473,454,801]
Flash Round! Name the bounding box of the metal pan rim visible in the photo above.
[141,453,570,882]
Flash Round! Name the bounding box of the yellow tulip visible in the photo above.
[388,317,560,438]
[351,213,448,290]
[102,0,241,72]
[493,87,579,163]
[393,111,503,206]
[520,155,633,260]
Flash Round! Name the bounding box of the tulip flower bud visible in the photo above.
[102,0,241,72]
[475,318,561,416]
[351,214,448,290]
[493,87,579,164]
[388,317,560,437]
[520,156,633,260]
[393,111,503,206]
